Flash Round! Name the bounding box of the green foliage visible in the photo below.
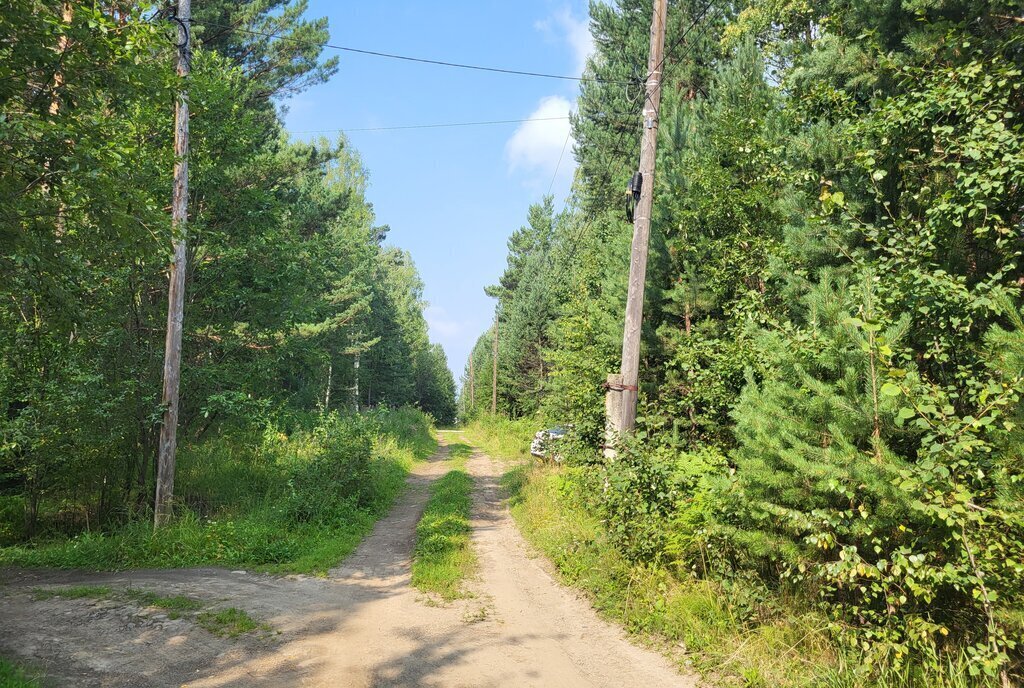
[279,415,376,523]
[193,0,339,99]
[463,199,561,419]
[461,415,536,462]
[0,1,455,542]
[369,406,440,463]
[647,38,787,452]
[540,212,631,445]
[602,441,725,564]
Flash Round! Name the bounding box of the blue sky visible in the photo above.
[284,0,593,385]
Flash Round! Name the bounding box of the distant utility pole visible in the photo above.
[491,313,498,415]
[469,355,475,409]
[155,0,191,528]
[610,0,667,440]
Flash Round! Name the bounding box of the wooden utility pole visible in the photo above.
[155,0,191,527]
[612,0,667,437]
[469,355,475,409]
[491,313,498,415]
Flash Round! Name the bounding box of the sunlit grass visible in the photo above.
[196,607,271,638]
[462,414,536,462]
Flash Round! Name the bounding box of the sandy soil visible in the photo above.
[0,436,694,687]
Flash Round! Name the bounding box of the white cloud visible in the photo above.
[535,7,594,77]
[505,96,574,185]
[505,7,591,193]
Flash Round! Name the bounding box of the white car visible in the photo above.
[530,426,568,462]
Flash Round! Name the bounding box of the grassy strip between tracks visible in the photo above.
[411,443,476,601]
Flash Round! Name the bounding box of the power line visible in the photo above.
[198,21,637,85]
[288,110,639,135]
[563,218,594,266]
[290,116,569,134]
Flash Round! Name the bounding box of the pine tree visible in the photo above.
[643,39,786,450]
[722,273,912,567]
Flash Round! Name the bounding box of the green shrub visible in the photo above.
[719,281,1024,679]
[281,414,374,523]
[0,496,25,546]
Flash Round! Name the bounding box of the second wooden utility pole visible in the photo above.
[613,0,667,437]
[155,0,191,528]
[491,313,498,415]
[469,355,475,409]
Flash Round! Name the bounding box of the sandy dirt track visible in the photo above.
[0,436,694,687]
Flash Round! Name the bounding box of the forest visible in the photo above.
[3,0,1024,685]
[0,1,455,557]
[463,0,1024,684]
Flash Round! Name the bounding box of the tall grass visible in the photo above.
[462,414,536,461]
[0,408,436,575]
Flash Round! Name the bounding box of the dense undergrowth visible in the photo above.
[0,408,435,575]
[411,442,475,600]
[473,418,1017,687]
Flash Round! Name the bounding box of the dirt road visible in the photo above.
[0,437,693,687]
